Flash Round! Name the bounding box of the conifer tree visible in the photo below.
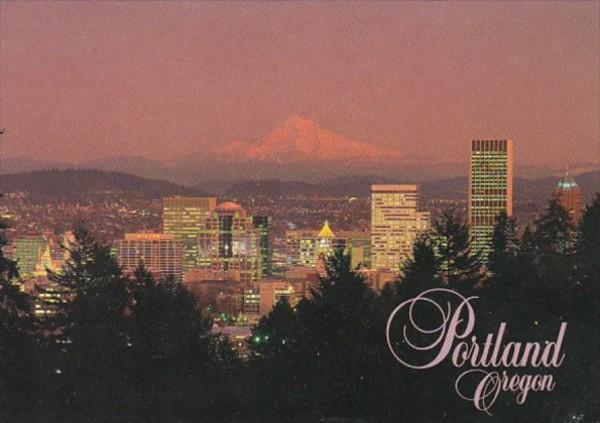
[573,194,600,419]
[129,265,216,422]
[532,198,577,257]
[45,227,133,422]
[487,211,522,301]
[488,212,519,277]
[432,210,483,293]
[397,232,440,298]
[0,217,38,419]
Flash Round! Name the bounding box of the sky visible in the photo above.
[0,1,598,169]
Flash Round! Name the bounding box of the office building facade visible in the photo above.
[252,215,273,277]
[163,196,217,269]
[197,202,262,284]
[553,172,583,222]
[468,139,514,258]
[371,185,430,271]
[115,233,184,280]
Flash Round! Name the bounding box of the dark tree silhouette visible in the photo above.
[432,210,483,293]
[397,232,440,298]
[0,216,38,420]
[129,265,218,422]
[44,227,133,422]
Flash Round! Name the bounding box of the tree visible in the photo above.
[0,217,38,419]
[251,249,391,417]
[44,227,133,422]
[575,194,600,293]
[488,212,519,278]
[531,198,577,258]
[250,298,302,416]
[526,199,577,317]
[572,194,600,419]
[486,211,522,302]
[432,210,483,293]
[397,232,440,298]
[129,265,217,422]
[251,297,298,360]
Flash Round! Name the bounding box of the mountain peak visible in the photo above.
[216,117,402,163]
[284,114,315,127]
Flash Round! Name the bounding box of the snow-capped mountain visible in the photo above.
[214,115,402,163]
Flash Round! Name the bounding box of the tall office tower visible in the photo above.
[12,235,47,278]
[469,139,514,258]
[115,233,184,281]
[340,231,371,269]
[163,196,217,269]
[371,185,430,272]
[285,222,347,271]
[252,216,273,277]
[553,172,583,222]
[197,202,262,284]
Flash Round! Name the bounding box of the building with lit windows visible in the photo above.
[371,185,430,271]
[344,231,371,269]
[285,221,356,273]
[197,202,262,284]
[12,235,47,278]
[162,196,217,269]
[243,286,261,318]
[115,233,184,281]
[553,172,583,222]
[469,139,514,258]
[258,278,308,316]
[252,216,273,276]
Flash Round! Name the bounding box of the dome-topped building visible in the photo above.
[214,201,245,216]
[198,201,260,284]
[556,174,579,191]
[553,171,583,222]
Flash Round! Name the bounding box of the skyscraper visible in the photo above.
[12,235,47,278]
[197,202,262,284]
[469,139,514,258]
[115,233,184,281]
[553,171,583,222]
[162,196,217,269]
[371,185,430,271]
[284,222,366,272]
[252,216,273,277]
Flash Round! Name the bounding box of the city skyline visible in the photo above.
[1,2,599,421]
[1,1,598,173]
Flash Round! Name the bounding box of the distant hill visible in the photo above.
[0,169,208,199]
[226,179,326,198]
[2,168,597,205]
[0,157,73,173]
[222,170,600,203]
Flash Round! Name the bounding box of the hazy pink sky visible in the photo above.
[1,1,598,168]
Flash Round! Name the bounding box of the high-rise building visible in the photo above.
[115,233,184,281]
[27,232,76,318]
[162,196,217,269]
[553,172,583,222]
[371,185,430,271]
[285,221,350,272]
[12,235,47,278]
[252,216,273,277]
[343,231,371,269]
[197,202,262,284]
[469,139,514,258]
[271,236,288,277]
